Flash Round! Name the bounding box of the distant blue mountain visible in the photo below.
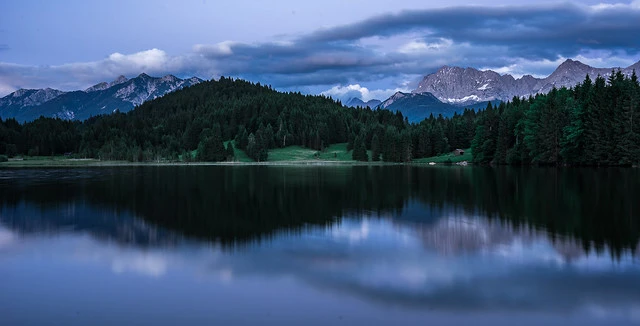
[345,97,382,108]
[376,91,498,122]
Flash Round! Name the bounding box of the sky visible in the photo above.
[1,0,640,101]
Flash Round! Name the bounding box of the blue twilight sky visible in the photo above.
[1,0,640,100]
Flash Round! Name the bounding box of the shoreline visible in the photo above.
[1,158,636,168]
[0,159,411,168]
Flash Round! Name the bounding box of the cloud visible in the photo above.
[321,84,408,102]
[398,38,454,54]
[54,48,208,81]
[106,49,171,71]
[302,3,640,58]
[193,41,238,58]
[1,2,640,97]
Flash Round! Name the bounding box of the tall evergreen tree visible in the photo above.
[371,133,381,162]
[352,135,368,162]
[225,142,235,161]
[197,136,226,162]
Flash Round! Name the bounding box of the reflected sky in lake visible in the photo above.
[1,166,639,325]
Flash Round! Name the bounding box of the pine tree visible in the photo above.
[352,135,368,161]
[346,132,356,151]
[197,136,226,162]
[246,133,258,161]
[471,102,498,163]
[399,130,412,162]
[235,127,249,150]
[382,127,399,162]
[371,133,381,161]
[225,142,235,161]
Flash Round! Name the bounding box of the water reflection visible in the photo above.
[411,215,639,263]
[0,166,639,325]
[2,166,639,252]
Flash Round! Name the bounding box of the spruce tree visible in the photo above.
[371,133,381,161]
[225,142,235,161]
[197,136,226,162]
[352,135,368,161]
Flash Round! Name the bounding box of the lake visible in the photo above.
[0,165,639,325]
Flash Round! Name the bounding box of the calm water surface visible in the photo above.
[0,166,639,325]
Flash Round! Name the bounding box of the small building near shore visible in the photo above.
[454,149,465,156]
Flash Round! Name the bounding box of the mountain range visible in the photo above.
[345,97,382,108]
[0,74,203,122]
[414,59,640,105]
[3,59,639,123]
[363,58,640,122]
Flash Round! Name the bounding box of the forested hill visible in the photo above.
[0,77,474,162]
[0,72,639,166]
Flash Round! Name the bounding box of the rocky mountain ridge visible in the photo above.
[345,97,382,108]
[0,74,203,122]
[414,59,640,105]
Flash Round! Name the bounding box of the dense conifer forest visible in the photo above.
[472,71,640,166]
[1,71,638,166]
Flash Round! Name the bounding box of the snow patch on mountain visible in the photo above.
[444,95,486,104]
[54,110,76,120]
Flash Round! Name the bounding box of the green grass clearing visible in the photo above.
[268,143,371,162]
[412,148,472,163]
[268,146,318,161]
[316,143,360,161]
